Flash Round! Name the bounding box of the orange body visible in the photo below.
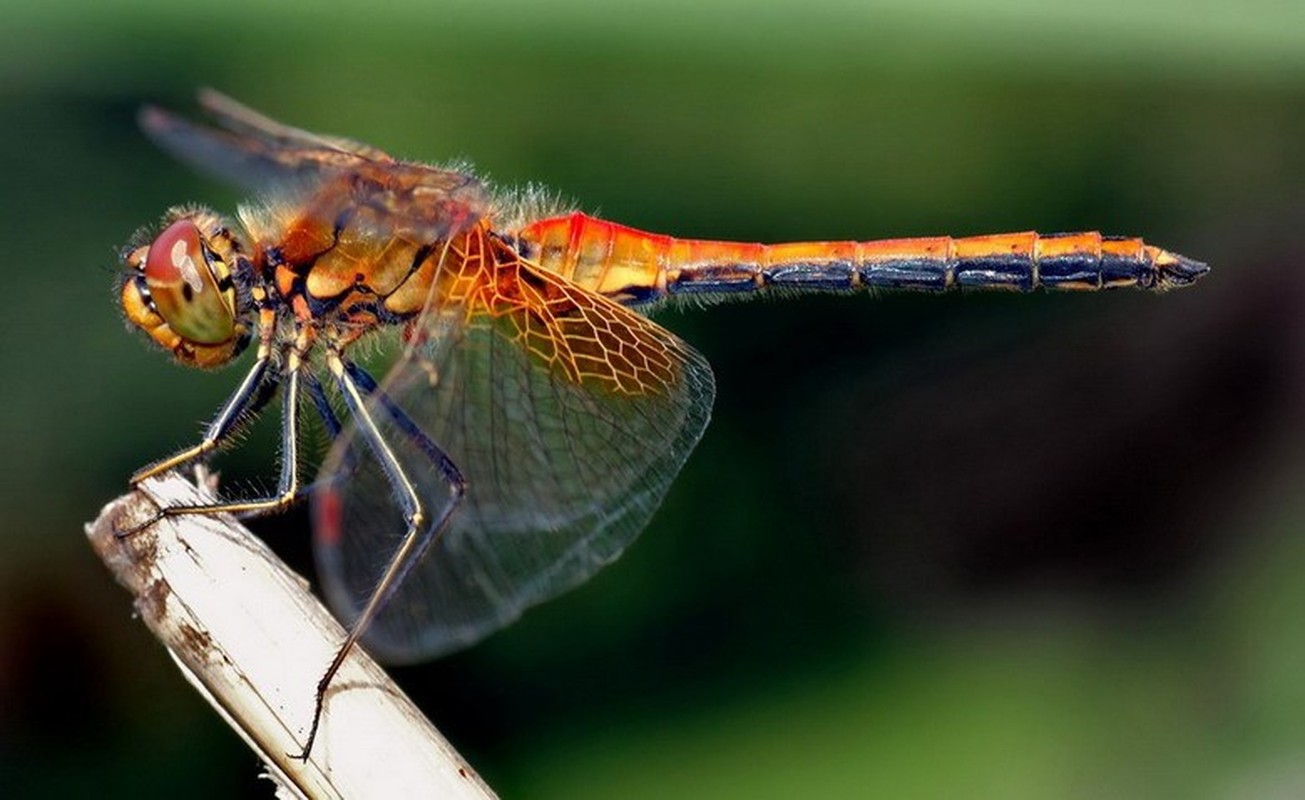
[514,212,1204,303]
[116,92,1209,703]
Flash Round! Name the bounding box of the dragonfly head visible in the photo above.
[119,207,253,369]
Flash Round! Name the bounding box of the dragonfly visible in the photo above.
[117,90,1208,757]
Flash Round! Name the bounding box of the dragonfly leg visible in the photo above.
[129,346,274,486]
[122,331,318,535]
[293,350,466,761]
[302,370,342,439]
[117,349,277,539]
[297,370,369,498]
[153,363,306,522]
[344,360,464,488]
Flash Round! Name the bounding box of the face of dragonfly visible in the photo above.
[120,207,252,369]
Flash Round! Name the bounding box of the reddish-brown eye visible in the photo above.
[143,219,236,344]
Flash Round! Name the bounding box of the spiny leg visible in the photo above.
[121,331,317,535]
[130,343,274,486]
[303,370,342,439]
[299,370,369,499]
[294,350,466,761]
[117,346,277,538]
[162,362,304,520]
[345,361,463,483]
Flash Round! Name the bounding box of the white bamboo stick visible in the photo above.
[85,471,497,800]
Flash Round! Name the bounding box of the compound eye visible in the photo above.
[143,219,236,345]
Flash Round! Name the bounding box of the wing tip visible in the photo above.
[196,87,245,119]
[136,103,172,135]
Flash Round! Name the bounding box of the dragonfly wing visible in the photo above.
[141,92,488,241]
[312,252,715,662]
[139,103,369,191]
[196,88,396,163]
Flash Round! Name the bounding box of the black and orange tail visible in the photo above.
[515,212,1208,306]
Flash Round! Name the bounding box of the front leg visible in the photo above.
[121,331,316,536]
[130,342,275,486]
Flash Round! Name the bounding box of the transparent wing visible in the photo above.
[195,88,397,163]
[140,90,487,242]
[311,243,715,662]
[139,91,391,189]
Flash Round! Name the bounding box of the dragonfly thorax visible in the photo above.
[120,207,253,369]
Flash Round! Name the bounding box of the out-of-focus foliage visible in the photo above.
[2,1,1304,797]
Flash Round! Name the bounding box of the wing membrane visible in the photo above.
[196,88,396,163]
[140,91,487,243]
[312,254,715,661]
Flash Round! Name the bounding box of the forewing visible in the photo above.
[140,91,488,242]
[312,257,715,662]
[196,88,396,163]
[139,101,377,190]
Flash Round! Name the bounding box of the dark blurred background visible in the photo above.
[3,1,1304,797]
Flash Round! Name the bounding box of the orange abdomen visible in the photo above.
[516,212,1208,305]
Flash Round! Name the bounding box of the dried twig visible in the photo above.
[85,471,496,800]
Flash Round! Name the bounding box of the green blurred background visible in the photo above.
[3,0,1304,796]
